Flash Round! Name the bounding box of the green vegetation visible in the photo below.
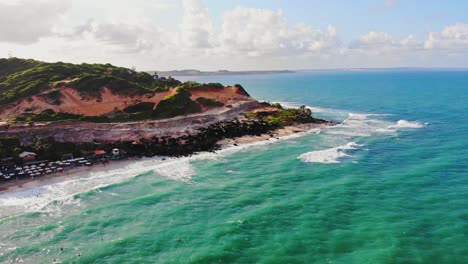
[177,81,224,91]
[15,109,83,123]
[196,97,224,108]
[38,90,63,105]
[234,84,250,96]
[0,58,40,79]
[0,58,182,105]
[0,136,22,159]
[152,89,202,118]
[0,135,96,162]
[247,104,328,126]
[68,74,150,98]
[0,58,255,123]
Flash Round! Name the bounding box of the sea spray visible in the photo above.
[298,142,362,163]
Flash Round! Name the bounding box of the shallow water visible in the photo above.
[1,70,467,263]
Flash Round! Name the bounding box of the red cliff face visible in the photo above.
[0,85,253,121]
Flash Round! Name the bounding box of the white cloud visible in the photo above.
[179,0,215,49]
[59,19,161,54]
[2,0,468,70]
[424,23,468,50]
[0,0,69,44]
[218,7,339,56]
[349,31,423,53]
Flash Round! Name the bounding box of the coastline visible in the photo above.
[0,122,329,219]
[0,158,140,193]
[219,123,324,146]
[1,123,326,193]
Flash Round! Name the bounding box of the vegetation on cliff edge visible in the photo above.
[0,58,181,105]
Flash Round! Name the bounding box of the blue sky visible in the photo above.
[1,0,468,70]
[205,0,467,40]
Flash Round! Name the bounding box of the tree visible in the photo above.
[33,137,52,155]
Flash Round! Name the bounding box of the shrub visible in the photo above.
[152,89,202,118]
[234,84,250,96]
[39,90,63,105]
[196,97,224,108]
[0,58,171,106]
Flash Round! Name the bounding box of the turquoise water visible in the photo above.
[1,71,467,263]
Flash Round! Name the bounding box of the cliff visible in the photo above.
[0,58,251,122]
[0,58,330,161]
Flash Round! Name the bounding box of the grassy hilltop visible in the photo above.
[0,58,244,122]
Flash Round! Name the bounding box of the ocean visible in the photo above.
[0,70,467,263]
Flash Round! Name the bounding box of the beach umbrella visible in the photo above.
[31,165,37,168]
[15,167,22,171]
[24,165,30,169]
[40,163,46,167]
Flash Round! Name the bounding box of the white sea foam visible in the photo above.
[388,120,424,129]
[324,113,394,137]
[376,120,424,133]
[298,142,362,164]
[0,157,199,218]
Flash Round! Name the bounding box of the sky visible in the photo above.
[1,0,468,71]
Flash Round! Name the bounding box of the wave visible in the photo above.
[324,113,394,137]
[388,120,424,129]
[298,142,362,164]
[324,113,425,137]
[0,156,204,218]
[376,120,424,133]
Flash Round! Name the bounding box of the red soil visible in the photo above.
[0,85,253,120]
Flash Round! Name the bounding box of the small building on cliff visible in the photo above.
[19,151,37,162]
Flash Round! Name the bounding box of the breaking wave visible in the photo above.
[298,111,424,165]
[298,142,362,164]
[388,120,424,129]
